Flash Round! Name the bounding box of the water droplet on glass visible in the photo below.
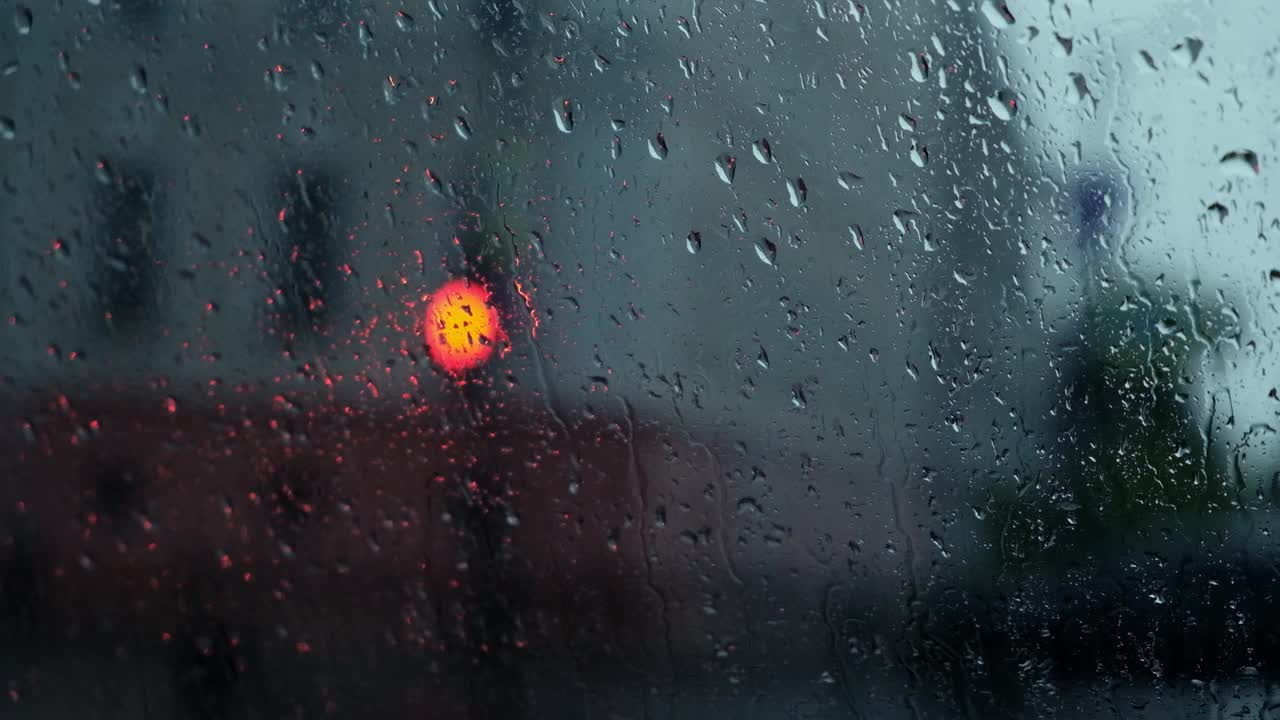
[0,117,14,141]
[752,138,773,164]
[836,171,861,190]
[94,157,113,185]
[13,5,32,35]
[395,10,415,31]
[791,385,807,408]
[714,154,736,184]
[908,51,929,83]
[909,143,929,167]
[980,0,1015,28]
[786,177,807,207]
[755,238,777,266]
[1220,150,1259,176]
[987,90,1018,121]
[686,231,702,254]
[383,76,402,105]
[528,231,546,257]
[1067,73,1092,105]
[554,100,574,133]
[1055,34,1074,58]
[648,133,668,160]
[424,169,443,195]
[454,116,472,140]
[1135,49,1158,72]
[1171,37,1203,67]
[125,67,148,98]
[848,224,865,250]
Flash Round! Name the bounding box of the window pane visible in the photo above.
[1,1,1275,717]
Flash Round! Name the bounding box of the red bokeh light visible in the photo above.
[423,278,500,374]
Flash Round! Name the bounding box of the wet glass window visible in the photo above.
[1,1,1277,717]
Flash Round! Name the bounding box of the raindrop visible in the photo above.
[908,51,929,82]
[686,232,702,254]
[383,76,402,105]
[395,10,415,31]
[848,224,865,249]
[1220,150,1259,176]
[756,346,770,369]
[94,157,113,185]
[454,116,472,140]
[528,231,546,257]
[554,100,574,133]
[424,169,443,195]
[648,133,669,160]
[980,0,1015,28]
[714,154,736,184]
[130,66,148,94]
[987,90,1017,121]
[892,208,914,233]
[13,5,32,35]
[1171,37,1203,67]
[786,177,807,207]
[1055,34,1075,58]
[752,138,773,164]
[791,385,807,408]
[836,171,861,190]
[909,143,929,167]
[0,116,14,141]
[755,238,777,266]
[1067,73,1091,105]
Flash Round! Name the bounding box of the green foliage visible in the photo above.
[983,286,1233,566]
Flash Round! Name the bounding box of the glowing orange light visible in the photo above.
[424,278,500,374]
